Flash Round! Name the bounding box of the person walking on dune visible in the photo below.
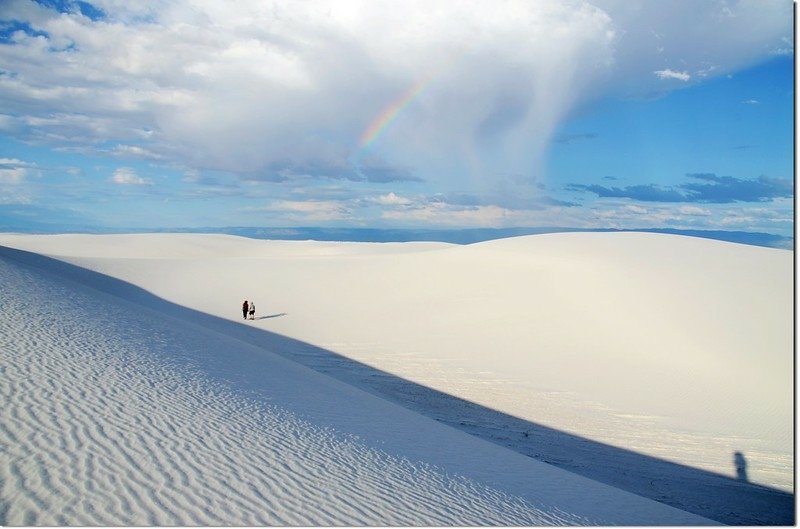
[248,300,256,320]
[242,299,249,320]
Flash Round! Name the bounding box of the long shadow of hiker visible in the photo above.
[0,245,792,526]
[255,313,287,320]
[734,451,749,482]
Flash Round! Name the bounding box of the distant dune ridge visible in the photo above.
[0,232,792,525]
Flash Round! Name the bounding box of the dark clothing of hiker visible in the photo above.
[242,300,249,320]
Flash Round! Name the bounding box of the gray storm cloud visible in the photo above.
[0,0,792,183]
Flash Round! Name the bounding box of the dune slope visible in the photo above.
[0,245,715,526]
[0,231,792,524]
[2,233,789,485]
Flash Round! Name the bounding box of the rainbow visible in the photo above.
[359,77,431,149]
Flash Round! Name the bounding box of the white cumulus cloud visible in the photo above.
[110,167,151,186]
[370,193,413,206]
[0,158,35,184]
[654,69,691,82]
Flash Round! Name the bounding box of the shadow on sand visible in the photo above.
[1,245,793,526]
[255,313,288,320]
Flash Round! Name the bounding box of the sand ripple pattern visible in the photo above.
[0,255,583,526]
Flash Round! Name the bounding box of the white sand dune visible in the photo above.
[0,231,792,525]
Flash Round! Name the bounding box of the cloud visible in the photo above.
[654,69,691,82]
[259,158,359,183]
[0,157,31,183]
[233,187,579,227]
[108,144,164,161]
[378,198,589,228]
[682,173,793,203]
[239,147,418,184]
[260,200,353,222]
[677,205,712,216]
[357,155,422,184]
[553,132,599,144]
[442,192,577,210]
[369,192,413,206]
[589,203,720,231]
[0,0,792,190]
[719,204,793,225]
[110,167,151,186]
[593,0,791,98]
[570,173,793,204]
[367,190,583,228]
[381,201,513,227]
[569,183,687,202]
[769,36,793,56]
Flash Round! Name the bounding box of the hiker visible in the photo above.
[242,300,249,320]
[248,300,256,320]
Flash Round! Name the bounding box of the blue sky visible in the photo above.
[0,0,794,237]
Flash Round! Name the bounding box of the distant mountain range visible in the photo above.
[0,223,792,249]
[171,226,793,250]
